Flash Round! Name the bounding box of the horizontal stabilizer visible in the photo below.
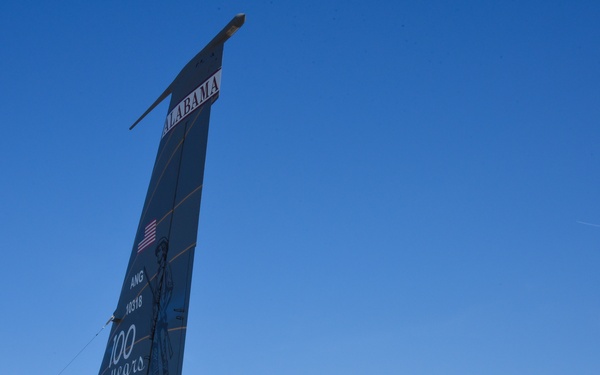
[129,13,245,130]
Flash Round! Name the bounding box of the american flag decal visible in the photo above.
[138,219,157,253]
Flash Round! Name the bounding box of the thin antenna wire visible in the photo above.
[577,220,600,228]
[56,316,114,375]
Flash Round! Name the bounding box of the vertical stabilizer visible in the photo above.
[98,14,244,375]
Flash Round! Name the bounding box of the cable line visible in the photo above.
[56,316,114,375]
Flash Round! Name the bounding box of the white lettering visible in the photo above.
[130,270,144,289]
[110,324,137,368]
[111,356,144,375]
[123,324,135,359]
[125,295,143,315]
[111,330,125,366]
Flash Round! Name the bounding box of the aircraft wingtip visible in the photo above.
[234,13,246,27]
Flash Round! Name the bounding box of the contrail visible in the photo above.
[576,220,600,228]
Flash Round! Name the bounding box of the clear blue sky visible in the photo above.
[1,1,599,374]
